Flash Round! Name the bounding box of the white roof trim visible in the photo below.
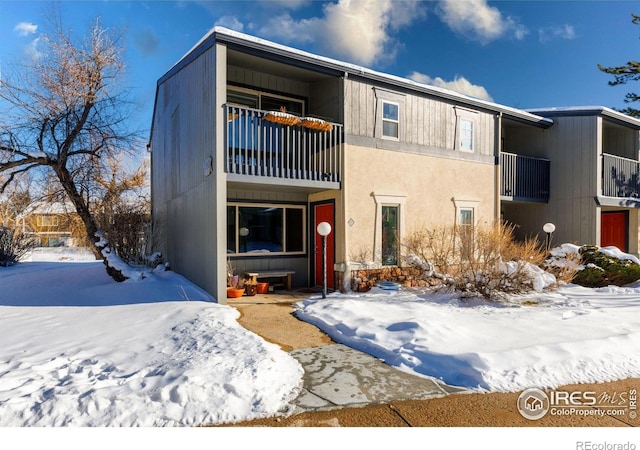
[162,26,553,128]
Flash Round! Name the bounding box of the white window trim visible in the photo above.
[459,118,474,152]
[227,202,306,257]
[381,100,400,141]
[373,193,406,266]
[452,199,479,226]
[454,107,478,153]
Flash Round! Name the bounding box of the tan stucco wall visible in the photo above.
[343,144,497,266]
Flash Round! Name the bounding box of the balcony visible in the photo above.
[500,152,550,203]
[602,153,640,198]
[224,104,343,190]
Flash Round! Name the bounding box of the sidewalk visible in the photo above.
[226,291,638,427]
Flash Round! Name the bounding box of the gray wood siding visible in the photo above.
[227,65,310,100]
[344,78,496,157]
[544,115,599,246]
[604,124,639,159]
[151,44,226,301]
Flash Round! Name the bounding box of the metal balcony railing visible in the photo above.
[602,153,640,198]
[500,152,550,203]
[224,104,343,185]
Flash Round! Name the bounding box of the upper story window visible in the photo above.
[459,119,474,152]
[227,87,304,115]
[37,215,59,227]
[382,101,399,140]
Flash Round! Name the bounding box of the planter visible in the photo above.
[226,287,245,298]
[256,282,269,294]
[244,284,257,296]
[264,111,300,126]
[300,117,333,132]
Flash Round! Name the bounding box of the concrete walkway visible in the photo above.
[227,291,639,427]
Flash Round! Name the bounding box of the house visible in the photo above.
[16,201,85,247]
[149,27,640,304]
[150,27,554,303]
[501,107,640,254]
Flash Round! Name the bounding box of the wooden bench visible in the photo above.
[245,271,295,291]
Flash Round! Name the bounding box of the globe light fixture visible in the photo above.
[317,222,332,298]
[542,222,556,251]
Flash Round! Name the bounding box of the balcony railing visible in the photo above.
[500,152,550,203]
[602,153,640,198]
[224,104,343,186]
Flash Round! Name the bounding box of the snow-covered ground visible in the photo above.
[297,284,640,392]
[0,249,303,427]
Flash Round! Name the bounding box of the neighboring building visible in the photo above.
[17,201,85,247]
[501,107,640,254]
[149,27,640,303]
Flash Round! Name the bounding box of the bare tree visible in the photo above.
[0,16,140,281]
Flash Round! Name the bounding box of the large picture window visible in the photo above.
[227,203,306,256]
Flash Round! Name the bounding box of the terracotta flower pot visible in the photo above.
[256,282,269,294]
[226,287,245,298]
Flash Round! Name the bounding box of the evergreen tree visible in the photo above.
[598,14,640,118]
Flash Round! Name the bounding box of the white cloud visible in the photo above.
[408,71,494,102]
[259,0,426,66]
[215,15,245,32]
[14,22,38,36]
[436,0,527,44]
[25,36,43,61]
[539,24,576,43]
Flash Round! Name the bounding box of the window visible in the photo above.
[382,101,399,139]
[227,203,305,256]
[227,87,305,115]
[458,208,475,260]
[460,119,474,152]
[37,215,59,227]
[381,206,399,265]
[373,194,405,266]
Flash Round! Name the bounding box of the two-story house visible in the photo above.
[150,27,561,303]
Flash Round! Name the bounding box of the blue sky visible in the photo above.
[1,0,640,137]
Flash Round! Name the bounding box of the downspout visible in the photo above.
[495,112,503,224]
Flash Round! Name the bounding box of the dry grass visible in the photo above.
[404,222,549,299]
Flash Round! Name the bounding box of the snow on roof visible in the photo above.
[527,106,640,128]
[161,26,553,128]
[17,201,77,218]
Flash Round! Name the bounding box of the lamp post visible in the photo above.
[317,221,332,299]
[543,222,556,252]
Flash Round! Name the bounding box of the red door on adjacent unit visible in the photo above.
[313,202,335,289]
[601,211,628,251]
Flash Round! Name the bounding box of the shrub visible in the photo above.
[572,245,640,287]
[0,227,38,267]
[404,223,551,299]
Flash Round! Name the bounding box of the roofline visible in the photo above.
[148,27,554,144]
[527,106,640,129]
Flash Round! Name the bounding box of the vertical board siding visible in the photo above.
[151,45,220,297]
[344,78,494,156]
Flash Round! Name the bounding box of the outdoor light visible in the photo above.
[239,227,249,237]
[543,222,556,252]
[317,222,332,298]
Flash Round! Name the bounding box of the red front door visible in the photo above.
[601,211,628,251]
[314,203,335,289]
